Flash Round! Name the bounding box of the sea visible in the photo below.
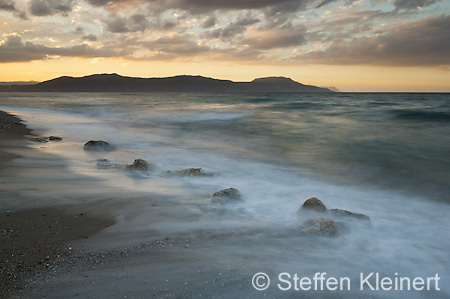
[1,92,449,298]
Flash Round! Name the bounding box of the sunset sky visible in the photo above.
[0,0,449,91]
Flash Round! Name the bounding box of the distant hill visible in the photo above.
[0,74,333,93]
[0,81,39,86]
[321,86,341,92]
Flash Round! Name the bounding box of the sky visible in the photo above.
[0,0,449,91]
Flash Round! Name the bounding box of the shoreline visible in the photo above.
[0,110,347,299]
[0,108,449,299]
[0,111,115,296]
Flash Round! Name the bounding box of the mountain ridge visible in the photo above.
[0,73,334,93]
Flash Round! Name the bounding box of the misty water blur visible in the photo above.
[1,92,449,298]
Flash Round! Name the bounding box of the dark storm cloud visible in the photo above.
[393,0,441,10]
[29,0,74,16]
[0,35,124,62]
[294,15,450,66]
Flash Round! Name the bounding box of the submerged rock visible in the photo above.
[296,197,371,236]
[96,159,115,169]
[29,137,48,143]
[200,205,250,218]
[211,188,243,204]
[83,140,116,151]
[297,218,339,237]
[165,168,209,177]
[329,209,371,221]
[47,136,62,141]
[29,136,63,142]
[126,159,152,172]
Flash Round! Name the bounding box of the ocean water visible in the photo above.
[1,92,449,297]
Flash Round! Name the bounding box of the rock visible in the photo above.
[299,197,327,212]
[29,136,62,142]
[200,205,250,218]
[29,137,48,143]
[83,140,116,151]
[297,197,330,218]
[329,209,371,221]
[297,218,339,237]
[165,168,209,177]
[96,159,115,169]
[296,197,371,234]
[211,188,243,204]
[47,136,62,141]
[126,159,152,172]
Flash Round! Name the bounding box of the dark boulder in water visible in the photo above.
[83,140,116,151]
[126,159,152,172]
[299,197,328,212]
[165,168,210,177]
[211,188,242,204]
[297,197,330,219]
[296,197,371,236]
[297,218,339,237]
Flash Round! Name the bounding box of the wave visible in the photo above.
[389,109,450,122]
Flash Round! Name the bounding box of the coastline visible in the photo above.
[0,111,32,168]
[0,111,115,296]
[0,107,448,299]
[0,110,347,299]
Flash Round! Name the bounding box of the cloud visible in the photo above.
[82,34,97,41]
[244,25,307,49]
[171,0,309,13]
[105,13,178,33]
[0,35,50,62]
[85,0,315,14]
[0,0,15,11]
[29,0,74,16]
[205,17,260,39]
[0,34,124,62]
[316,0,357,8]
[293,15,450,66]
[85,0,123,6]
[0,0,27,19]
[393,0,440,10]
[142,34,210,55]
[201,16,216,29]
[106,14,148,33]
